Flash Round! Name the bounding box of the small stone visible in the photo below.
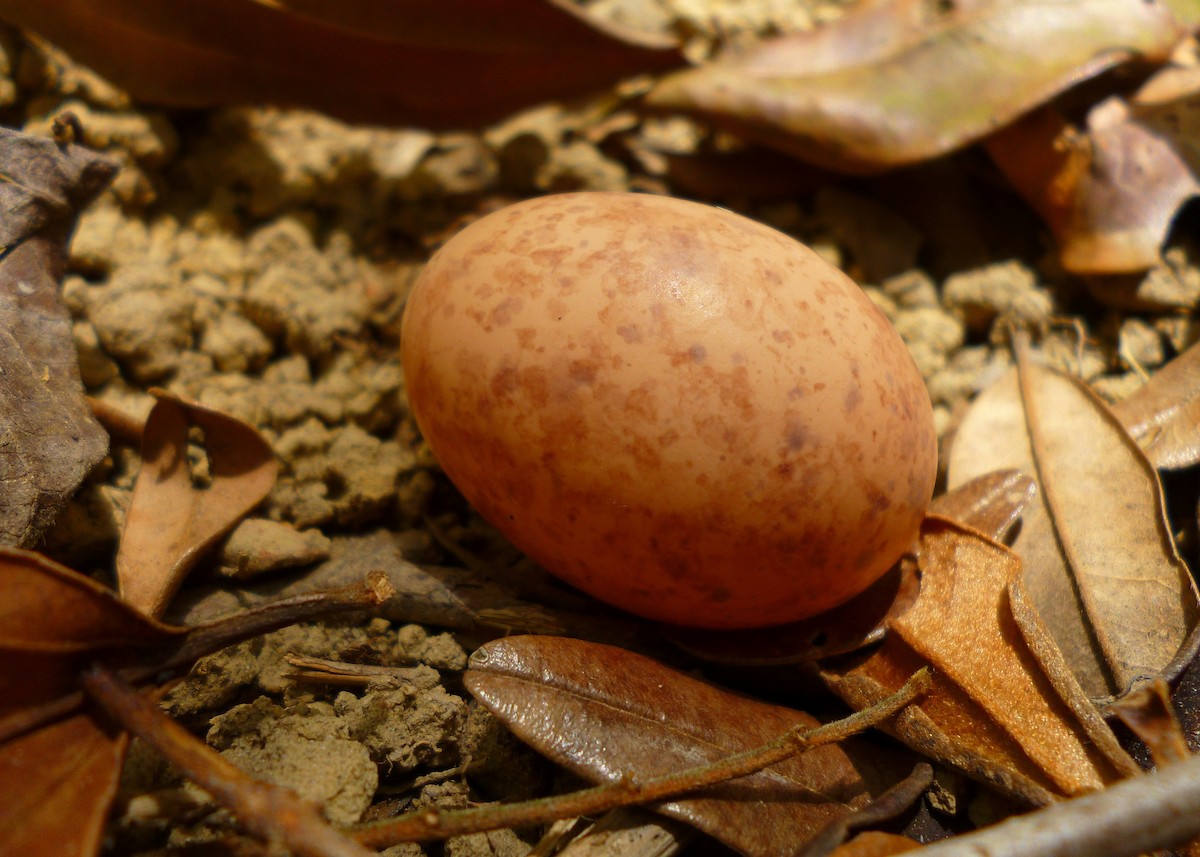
[208,697,377,825]
[1118,318,1166,372]
[396,624,468,670]
[893,306,965,378]
[942,260,1048,335]
[1091,372,1148,404]
[215,518,331,580]
[72,320,120,388]
[882,270,939,309]
[87,266,196,382]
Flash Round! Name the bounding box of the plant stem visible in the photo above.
[81,665,374,857]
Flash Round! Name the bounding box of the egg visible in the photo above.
[401,192,936,629]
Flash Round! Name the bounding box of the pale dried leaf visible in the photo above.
[645,0,1189,173]
[947,353,1200,701]
[1111,337,1200,470]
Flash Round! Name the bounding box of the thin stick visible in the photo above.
[0,573,393,745]
[916,752,1200,857]
[81,665,374,857]
[352,668,931,849]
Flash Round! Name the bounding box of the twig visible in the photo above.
[0,573,393,745]
[351,667,931,849]
[916,753,1200,857]
[80,665,374,857]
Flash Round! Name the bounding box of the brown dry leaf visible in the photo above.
[985,94,1200,275]
[822,518,1137,805]
[989,59,1200,275]
[1111,336,1200,470]
[644,0,1192,174]
[947,342,1200,701]
[1110,678,1192,767]
[0,548,182,857]
[466,634,893,857]
[928,469,1035,543]
[0,0,684,128]
[0,713,128,857]
[0,548,390,857]
[0,121,114,547]
[116,391,277,618]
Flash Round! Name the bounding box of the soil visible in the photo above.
[3,2,1199,856]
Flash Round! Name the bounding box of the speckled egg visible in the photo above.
[401,192,936,628]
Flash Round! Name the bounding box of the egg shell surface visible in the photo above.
[401,192,936,628]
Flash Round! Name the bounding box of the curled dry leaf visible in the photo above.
[0,0,683,128]
[1109,678,1192,768]
[465,635,908,857]
[990,58,1200,275]
[1111,336,1200,470]
[0,121,114,547]
[116,391,278,618]
[947,341,1200,701]
[644,0,1192,173]
[822,517,1137,805]
[985,95,1199,275]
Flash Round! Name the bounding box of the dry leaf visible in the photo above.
[947,342,1200,701]
[822,518,1137,804]
[116,391,278,618]
[466,634,898,857]
[1110,678,1191,768]
[1111,336,1200,470]
[0,547,389,857]
[644,0,1192,173]
[928,469,1035,543]
[0,0,684,128]
[0,121,114,547]
[985,92,1200,274]
[0,548,182,857]
[0,712,128,857]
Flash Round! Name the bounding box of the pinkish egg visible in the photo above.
[402,192,936,628]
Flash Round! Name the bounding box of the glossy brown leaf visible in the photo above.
[1111,336,1200,470]
[466,634,886,857]
[644,0,1192,173]
[0,0,683,128]
[948,343,1200,701]
[822,518,1136,804]
[0,122,114,547]
[116,391,278,618]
